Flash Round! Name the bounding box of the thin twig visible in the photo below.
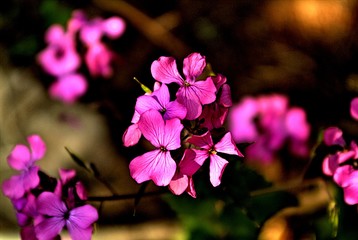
[93,0,191,58]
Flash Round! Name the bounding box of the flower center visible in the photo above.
[160,146,168,152]
[209,147,217,155]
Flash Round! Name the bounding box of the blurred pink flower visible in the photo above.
[229,94,311,163]
[49,73,88,104]
[37,25,80,77]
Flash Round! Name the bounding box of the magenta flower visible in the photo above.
[135,83,187,120]
[186,131,243,187]
[49,73,88,104]
[169,149,202,198]
[35,192,98,240]
[37,24,80,77]
[229,94,311,163]
[199,74,232,130]
[129,109,183,186]
[351,97,358,120]
[323,127,345,147]
[2,135,46,199]
[84,43,115,78]
[151,52,217,120]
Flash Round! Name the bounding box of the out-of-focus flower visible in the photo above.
[37,25,80,77]
[229,94,311,163]
[2,135,46,199]
[49,73,88,104]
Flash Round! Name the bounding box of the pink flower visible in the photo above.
[186,131,243,187]
[135,83,187,120]
[169,149,202,198]
[151,52,217,120]
[84,42,115,78]
[129,110,183,186]
[2,135,46,199]
[35,192,98,240]
[323,127,345,147]
[199,74,232,130]
[49,73,88,104]
[37,25,80,77]
[229,94,311,163]
[351,97,358,120]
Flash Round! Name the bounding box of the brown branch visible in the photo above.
[93,0,191,58]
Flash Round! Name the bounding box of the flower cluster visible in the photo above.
[322,97,358,205]
[1,135,98,240]
[228,94,311,164]
[123,52,243,198]
[37,10,126,103]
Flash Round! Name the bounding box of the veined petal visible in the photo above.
[183,53,206,80]
[7,144,31,171]
[138,110,164,148]
[215,132,243,157]
[209,154,229,187]
[67,225,93,240]
[36,192,67,217]
[129,150,176,186]
[151,56,183,85]
[135,95,162,114]
[187,131,212,149]
[69,205,98,229]
[176,86,202,120]
[164,100,187,120]
[192,78,217,105]
[122,124,142,147]
[35,216,65,240]
[151,83,170,108]
[27,135,46,161]
[212,74,227,89]
[163,117,183,150]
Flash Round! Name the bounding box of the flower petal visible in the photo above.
[163,117,183,150]
[137,110,164,147]
[183,53,206,80]
[151,56,183,85]
[215,132,243,157]
[68,225,94,240]
[122,124,142,147]
[36,192,67,217]
[351,97,358,120]
[343,184,358,205]
[27,135,46,161]
[2,175,26,199]
[187,131,212,149]
[7,144,31,171]
[169,171,188,196]
[209,154,229,187]
[69,204,98,229]
[192,78,217,105]
[129,150,176,186]
[35,216,65,240]
[179,149,206,176]
[176,86,202,120]
[164,100,187,120]
[135,94,162,114]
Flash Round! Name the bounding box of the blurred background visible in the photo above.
[1,0,358,239]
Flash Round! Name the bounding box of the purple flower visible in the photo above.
[2,135,46,199]
[129,109,183,186]
[151,52,217,120]
[135,83,187,120]
[186,131,243,187]
[323,127,345,147]
[35,192,98,240]
[84,43,115,78]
